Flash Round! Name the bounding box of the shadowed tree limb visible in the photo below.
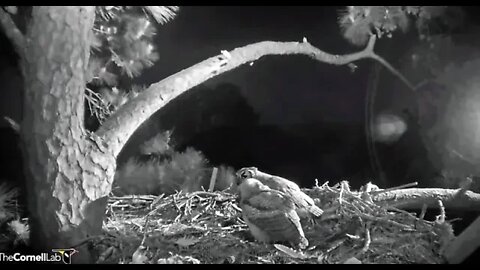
[0,8,25,58]
[97,35,414,158]
[372,188,480,210]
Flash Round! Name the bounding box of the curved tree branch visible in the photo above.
[0,8,25,58]
[372,188,480,210]
[368,54,415,90]
[366,34,376,52]
[97,35,413,158]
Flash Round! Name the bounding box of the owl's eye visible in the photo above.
[236,167,257,181]
[241,169,256,179]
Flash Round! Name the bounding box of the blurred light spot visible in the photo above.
[373,113,407,144]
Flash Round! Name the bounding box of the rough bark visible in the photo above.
[20,7,115,263]
[372,188,480,210]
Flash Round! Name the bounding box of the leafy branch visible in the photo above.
[85,87,113,124]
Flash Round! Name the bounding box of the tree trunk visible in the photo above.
[20,7,115,263]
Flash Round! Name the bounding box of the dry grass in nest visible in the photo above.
[90,181,454,264]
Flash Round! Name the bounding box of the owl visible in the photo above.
[238,178,309,249]
[236,167,323,219]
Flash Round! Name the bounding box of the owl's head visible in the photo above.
[235,167,258,185]
[235,167,257,196]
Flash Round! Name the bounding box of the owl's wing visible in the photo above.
[288,189,324,217]
[254,171,301,191]
[261,176,323,217]
[246,189,294,211]
[242,190,308,248]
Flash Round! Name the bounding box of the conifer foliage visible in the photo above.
[85,6,179,124]
[337,6,463,46]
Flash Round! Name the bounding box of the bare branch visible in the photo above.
[365,34,376,53]
[369,54,415,90]
[97,39,414,158]
[0,8,25,58]
[372,188,480,211]
[3,116,20,133]
[370,181,418,196]
[419,203,428,220]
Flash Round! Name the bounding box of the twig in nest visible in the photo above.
[151,194,165,207]
[109,195,156,201]
[110,203,131,208]
[419,203,428,220]
[360,224,371,254]
[346,197,377,214]
[172,194,183,223]
[357,212,413,230]
[188,191,226,198]
[339,182,345,205]
[436,200,446,224]
[204,199,215,213]
[341,181,351,192]
[326,238,347,254]
[191,212,203,222]
[345,234,361,240]
[370,182,418,196]
[140,214,151,246]
[231,204,242,213]
[385,206,418,219]
[183,197,192,217]
[147,194,166,216]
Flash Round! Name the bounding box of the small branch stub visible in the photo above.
[208,167,218,192]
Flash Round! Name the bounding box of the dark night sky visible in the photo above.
[136,6,371,126]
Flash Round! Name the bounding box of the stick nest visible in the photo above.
[90,181,454,264]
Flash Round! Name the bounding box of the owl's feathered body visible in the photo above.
[238,178,309,249]
[236,167,323,218]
